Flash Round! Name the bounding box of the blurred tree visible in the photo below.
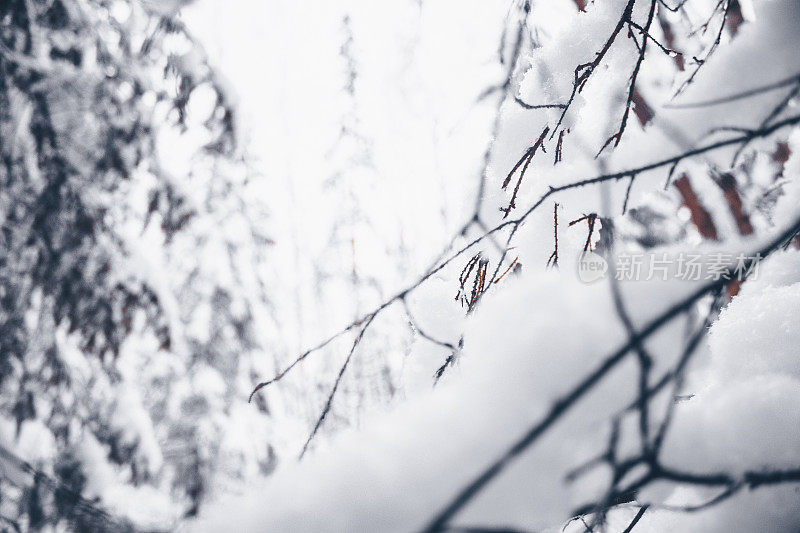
[0,0,274,530]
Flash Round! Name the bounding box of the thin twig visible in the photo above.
[250,113,800,400]
[664,73,800,109]
[421,213,800,531]
[299,313,376,459]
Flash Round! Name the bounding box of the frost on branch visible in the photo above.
[3,0,800,531]
[226,0,800,531]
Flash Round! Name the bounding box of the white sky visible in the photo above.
[183,0,511,347]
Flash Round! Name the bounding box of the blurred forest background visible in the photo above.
[3,0,800,531]
[0,0,503,529]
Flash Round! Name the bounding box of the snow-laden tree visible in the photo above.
[0,1,281,530]
[200,0,800,531]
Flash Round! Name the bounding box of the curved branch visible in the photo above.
[421,213,800,531]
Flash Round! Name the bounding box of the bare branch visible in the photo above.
[421,213,800,531]
[665,73,800,109]
[250,113,800,401]
[299,313,377,459]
